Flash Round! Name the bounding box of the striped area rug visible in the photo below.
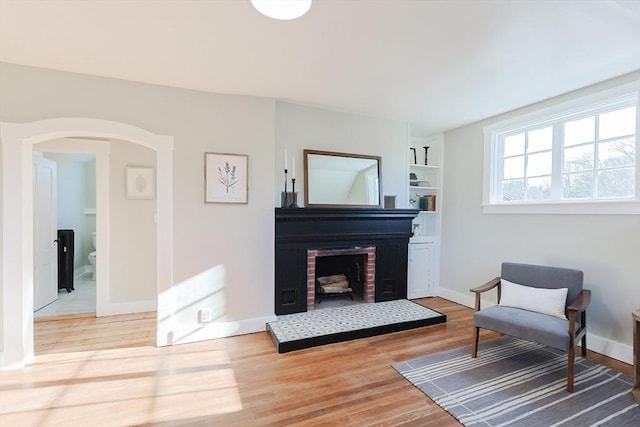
[393,336,640,426]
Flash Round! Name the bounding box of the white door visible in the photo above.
[407,242,435,299]
[33,156,58,311]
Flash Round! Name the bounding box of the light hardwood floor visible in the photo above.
[0,298,632,426]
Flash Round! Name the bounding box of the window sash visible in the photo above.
[483,81,639,214]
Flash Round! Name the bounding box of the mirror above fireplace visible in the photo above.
[304,149,382,208]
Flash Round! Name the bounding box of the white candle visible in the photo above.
[284,149,288,170]
[292,158,296,179]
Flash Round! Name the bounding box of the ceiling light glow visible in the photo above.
[251,0,313,20]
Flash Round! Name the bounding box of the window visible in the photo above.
[483,82,639,214]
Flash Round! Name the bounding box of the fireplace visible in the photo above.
[307,246,376,310]
[275,207,418,315]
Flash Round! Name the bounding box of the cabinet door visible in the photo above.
[407,243,435,299]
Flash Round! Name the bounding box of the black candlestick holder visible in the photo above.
[410,147,417,165]
[288,178,299,208]
[423,146,430,165]
[280,169,299,208]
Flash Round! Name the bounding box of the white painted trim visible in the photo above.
[481,200,640,215]
[171,315,277,346]
[73,265,93,280]
[1,118,174,370]
[587,334,633,365]
[438,286,632,364]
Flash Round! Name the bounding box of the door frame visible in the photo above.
[1,118,174,369]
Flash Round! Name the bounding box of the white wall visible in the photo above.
[0,61,429,362]
[0,62,276,349]
[440,72,640,363]
[274,102,408,208]
[109,140,156,303]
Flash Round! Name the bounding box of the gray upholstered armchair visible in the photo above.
[470,262,591,392]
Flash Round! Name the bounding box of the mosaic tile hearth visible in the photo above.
[266,299,446,352]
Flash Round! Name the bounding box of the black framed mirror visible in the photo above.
[303,149,382,208]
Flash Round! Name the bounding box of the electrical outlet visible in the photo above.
[198,308,212,323]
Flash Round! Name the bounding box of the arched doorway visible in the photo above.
[1,118,174,369]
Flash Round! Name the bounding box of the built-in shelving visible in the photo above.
[407,131,443,299]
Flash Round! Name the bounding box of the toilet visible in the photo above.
[88,232,97,280]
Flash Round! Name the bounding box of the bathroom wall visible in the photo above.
[41,152,90,270]
[85,159,97,264]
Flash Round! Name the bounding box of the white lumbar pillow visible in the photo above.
[499,279,568,319]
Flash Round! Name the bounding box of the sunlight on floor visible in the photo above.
[0,340,244,425]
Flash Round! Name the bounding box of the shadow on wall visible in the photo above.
[159,265,238,345]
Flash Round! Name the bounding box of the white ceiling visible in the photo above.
[1,0,639,135]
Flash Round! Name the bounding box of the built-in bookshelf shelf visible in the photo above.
[410,186,439,191]
[410,164,440,170]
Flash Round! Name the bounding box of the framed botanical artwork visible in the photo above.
[126,167,155,200]
[205,152,248,204]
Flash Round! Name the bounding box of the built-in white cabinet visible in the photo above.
[407,132,443,298]
[407,242,437,298]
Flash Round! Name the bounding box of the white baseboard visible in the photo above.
[587,334,633,365]
[73,265,93,280]
[97,299,156,317]
[438,286,633,365]
[170,315,277,346]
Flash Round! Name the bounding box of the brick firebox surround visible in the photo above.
[306,247,376,311]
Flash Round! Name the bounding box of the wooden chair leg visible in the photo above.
[471,326,479,358]
[567,346,575,392]
[581,311,587,357]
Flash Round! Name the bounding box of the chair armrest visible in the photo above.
[567,289,591,313]
[470,277,500,294]
[469,277,500,311]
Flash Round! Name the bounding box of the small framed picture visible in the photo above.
[205,152,248,204]
[126,167,155,200]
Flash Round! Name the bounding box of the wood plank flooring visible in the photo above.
[0,298,632,426]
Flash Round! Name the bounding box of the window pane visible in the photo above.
[528,127,552,152]
[564,144,594,173]
[597,168,635,198]
[599,106,636,140]
[527,151,552,177]
[503,179,524,201]
[563,172,594,199]
[504,133,525,157]
[504,155,524,179]
[564,116,595,146]
[526,176,551,200]
[598,137,635,169]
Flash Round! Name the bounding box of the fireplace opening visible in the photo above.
[307,246,376,311]
[315,254,365,304]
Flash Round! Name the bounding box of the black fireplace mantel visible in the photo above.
[274,207,419,315]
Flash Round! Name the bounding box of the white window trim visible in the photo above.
[483,81,640,215]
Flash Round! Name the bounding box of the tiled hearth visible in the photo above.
[266,299,447,353]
